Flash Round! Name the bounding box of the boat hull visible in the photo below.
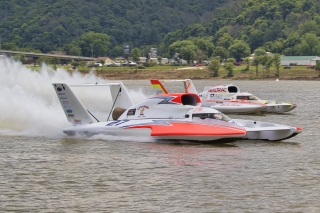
[262,101,297,113]
[232,119,302,141]
[207,103,266,114]
[63,119,247,142]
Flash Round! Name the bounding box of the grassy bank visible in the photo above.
[26,64,320,80]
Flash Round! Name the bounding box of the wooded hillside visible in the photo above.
[0,0,239,53]
[1,0,320,59]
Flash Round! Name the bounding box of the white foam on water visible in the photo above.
[0,57,148,138]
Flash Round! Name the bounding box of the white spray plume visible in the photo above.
[0,57,147,138]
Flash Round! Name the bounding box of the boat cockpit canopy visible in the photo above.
[236,95,259,101]
[192,113,231,122]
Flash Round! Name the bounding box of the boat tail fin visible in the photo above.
[150,79,198,94]
[184,79,198,93]
[109,82,134,109]
[53,83,94,125]
[150,79,169,94]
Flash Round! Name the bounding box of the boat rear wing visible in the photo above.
[52,82,134,125]
[150,79,198,94]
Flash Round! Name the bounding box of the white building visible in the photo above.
[280,56,320,66]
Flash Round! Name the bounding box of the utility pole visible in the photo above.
[0,35,1,50]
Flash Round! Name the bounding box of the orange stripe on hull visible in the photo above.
[126,122,246,137]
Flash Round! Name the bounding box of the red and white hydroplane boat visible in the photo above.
[53,82,301,141]
[53,82,247,142]
[151,79,296,114]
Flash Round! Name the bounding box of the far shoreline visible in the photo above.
[75,67,320,81]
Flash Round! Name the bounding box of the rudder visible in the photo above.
[53,83,94,125]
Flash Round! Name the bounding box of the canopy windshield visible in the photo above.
[192,113,231,122]
[236,95,259,101]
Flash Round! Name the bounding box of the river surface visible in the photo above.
[1,59,320,212]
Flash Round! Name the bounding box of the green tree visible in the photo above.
[244,57,250,71]
[12,54,26,64]
[273,54,281,78]
[252,56,261,77]
[184,24,206,37]
[224,58,235,77]
[180,45,197,63]
[314,62,320,77]
[271,39,285,54]
[168,41,196,63]
[298,20,318,36]
[228,40,251,62]
[37,56,51,66]
[1,42,18,51]
[108,45,125,58]
[214,46,229,61]
[253,48,267,57]
[217,33,234,49]
[169,40,196,58]
[265,56,273,77]
[79,61,86,71]
[78,31,110,57]
[296,33,320,56]
[131,48,141,62]
[100,60,105,71]
[259,54,268,78]
[208,57,221,77]
[157,55,162,64]
[194,39,215,58]
[64,43,82,56]
[71,61,80,69]
[51,57,60,70]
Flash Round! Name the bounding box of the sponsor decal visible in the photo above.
[106,120,129,126]
[212,94,223,100]
[139,108,145,116]
[58,93,65,95]
[137,105,149,110]
[57,87,62,92]
[208,87,227,92]
[221,104,241,106]
[137,105,149,116]
[195,107,203,112]
[68,114,74,117]
[153,96,179,105]
[74,119,81,124]
[60,96,67,99]
[66,109,73,113]
[62,100,69,104]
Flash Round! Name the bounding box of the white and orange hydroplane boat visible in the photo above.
[151,79,296,114]
[53,81,301,142]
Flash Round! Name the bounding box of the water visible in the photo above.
[1,58,320,212]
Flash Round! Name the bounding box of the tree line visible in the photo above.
[1,0,320,62]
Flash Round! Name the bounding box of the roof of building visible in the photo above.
[281,56,319,60]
